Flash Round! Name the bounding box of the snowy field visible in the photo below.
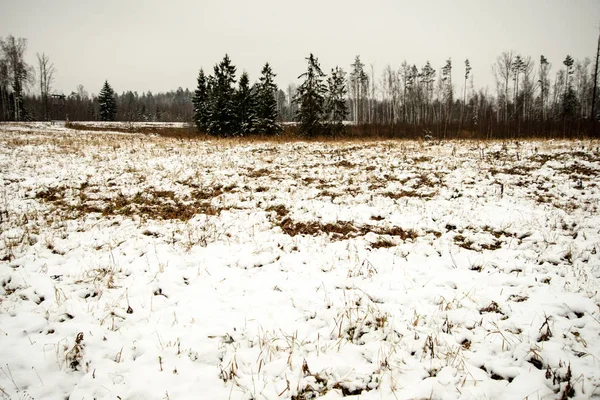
[1,122,600,399]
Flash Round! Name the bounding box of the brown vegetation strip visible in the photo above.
[65,122,202,139]
[35,185,221,221]
[278,217,417,241]
[370,237,396,249]
[383,190,433,199]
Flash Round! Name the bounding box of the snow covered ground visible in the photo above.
[1,123,599,399]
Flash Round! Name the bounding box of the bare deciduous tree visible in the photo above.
[492,51,514,123]
[591,27,599,125]
[37,52,55,120]
[76,84,89,101]
[441,58,452,137]
[574,58,591,119]
[538,56,551,124]
[0,35,34,121]
[0,42,9,121]
[349,56,368,124]
[458,59,471,134]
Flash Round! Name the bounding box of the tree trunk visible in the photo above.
[591,26,600,135]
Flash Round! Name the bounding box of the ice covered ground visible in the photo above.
[0,123,599,399]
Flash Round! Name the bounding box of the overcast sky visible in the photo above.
[2,0,599,96]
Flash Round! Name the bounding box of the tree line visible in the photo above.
[0,35,195,123]
[191,53,348,137]
[1,32,599,138]
[192,55,280,136]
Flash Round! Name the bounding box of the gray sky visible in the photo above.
[2,0,599,96]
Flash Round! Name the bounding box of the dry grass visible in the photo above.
[370,237,396,249]
[557,162,598,177]
[62,122,419,144]
[2,127,599,399]
[453,234,474,250]
[383,190,432,199]
[276,217,417,241]
[334,160,355,168]
[454,231,502,252]
[489,165,535,176]
[35,185,222,221]
[265,204,289,218]
[65,122,203,140]
[479,301,504,315]
[278,218,356,239]
[246,168,271,178]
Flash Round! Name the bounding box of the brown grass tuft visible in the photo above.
[370,237,396,249]
[265,204,289,218]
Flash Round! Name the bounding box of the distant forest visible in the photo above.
[1,33,599,138]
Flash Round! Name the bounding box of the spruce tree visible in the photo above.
[325,66,348,136]
[235,72,258,135]
[255,63,281,135]
[98,80,117,121]
[561,55,578,119]
[294,54,327,137]
[192,69,209,132]
[209,54,237,136]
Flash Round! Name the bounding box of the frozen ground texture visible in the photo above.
[1,122,599,399]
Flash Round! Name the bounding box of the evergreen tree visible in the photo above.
[325,66,348,135]
[234,71,258,135]
[255,62,281,135]
[192,69,209,132]
[561,55,578,118]
[294,54,327,137]
[98,80,117,121]
[209,54,237,136]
